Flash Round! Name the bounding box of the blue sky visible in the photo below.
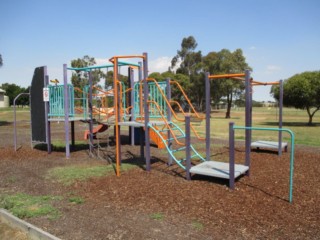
[1,0,319,101]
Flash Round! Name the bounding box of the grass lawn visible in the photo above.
[4,107,320,147]
[174,107,320,147]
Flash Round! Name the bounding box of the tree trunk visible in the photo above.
[308,115,313,125]
[225,92,233,118]
[307,106,320,126]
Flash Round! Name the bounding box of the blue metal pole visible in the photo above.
[185,115,191,180]
[233,125,295,203]
[205,72,210,162]
[143,52,151,171]
[63,64,70,158]
[278,79,283,156]
[289,132,295,203]
[229,122,235,189]
[166,78,172,165]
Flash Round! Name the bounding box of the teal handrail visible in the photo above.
[148,121,205,169]
[233,125,295,203]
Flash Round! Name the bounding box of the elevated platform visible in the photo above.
[251,140,288,152]
[190,161,249,179]
[118,121,166,127]
[48,117,91,122]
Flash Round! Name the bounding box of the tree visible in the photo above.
[70,55,105,97]
[271,71,320,125]
[105,70,128,89]
[171,36,202,76]
[203,49,251,118]
[148,71,192,111]
[0,54,3,67]
[171,36,204,109]
[1,83,29,106]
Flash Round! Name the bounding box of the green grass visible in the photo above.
[47,163,136,186]
[150,212,164,220]
[191,220,204,231]
[2,107,320,146]
[0,193,62,219]
[68,196,85,204]
[173,107,320,147]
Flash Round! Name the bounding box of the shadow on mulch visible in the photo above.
[237,181,289,203]
[251,148,279,155]
[191,174,230,187]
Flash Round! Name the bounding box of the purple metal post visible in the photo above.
[166,78,172,165]
[88,71,94,155]
[278,79,283,156]
[138,62,144,161]
[205,72,210,161]
[143,52,151,171]
[129,67,135,145]
[71,121,75,147]
[244,69,251,174]
[185,114,191,180]
[229,122,235,189]
[63,64,70,158]
[44,73,51,153]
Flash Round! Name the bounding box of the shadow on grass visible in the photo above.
[261,122,320,127]
[0,121,11,126]
[34,143,90,152]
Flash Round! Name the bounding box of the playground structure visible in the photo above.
[17,52,295,202]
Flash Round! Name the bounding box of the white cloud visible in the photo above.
[148,56,172,73]
[265,65,281,74]
[249,46,256,50]
[95,58,109,65]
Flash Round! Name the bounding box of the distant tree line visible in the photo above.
[0,83,29,106]
[271,71,320,125]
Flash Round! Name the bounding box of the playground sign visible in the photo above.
[43,87,49,102]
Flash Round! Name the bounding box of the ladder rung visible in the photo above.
[166,135,185,141]
[158,127,178,132]
[171,146,186,153]
[180,154,199,162]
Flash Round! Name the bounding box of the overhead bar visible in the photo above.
[208,73,245,79]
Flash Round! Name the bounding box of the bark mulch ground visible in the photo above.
[0,121,319,239]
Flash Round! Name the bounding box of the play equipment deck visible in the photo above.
[190,161,249,179]
[251,140,288,152]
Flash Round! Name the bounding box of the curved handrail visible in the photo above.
[233,125,295,203]
[170,100,205,140]
[149,122,205,170]
[145,78,184,122]
[146,100,185,146]
[143,78,205,140]
[170,80,205,119]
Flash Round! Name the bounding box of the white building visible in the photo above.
[0,89,9,107]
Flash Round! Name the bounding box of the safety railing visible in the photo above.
[230,123,295,203]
